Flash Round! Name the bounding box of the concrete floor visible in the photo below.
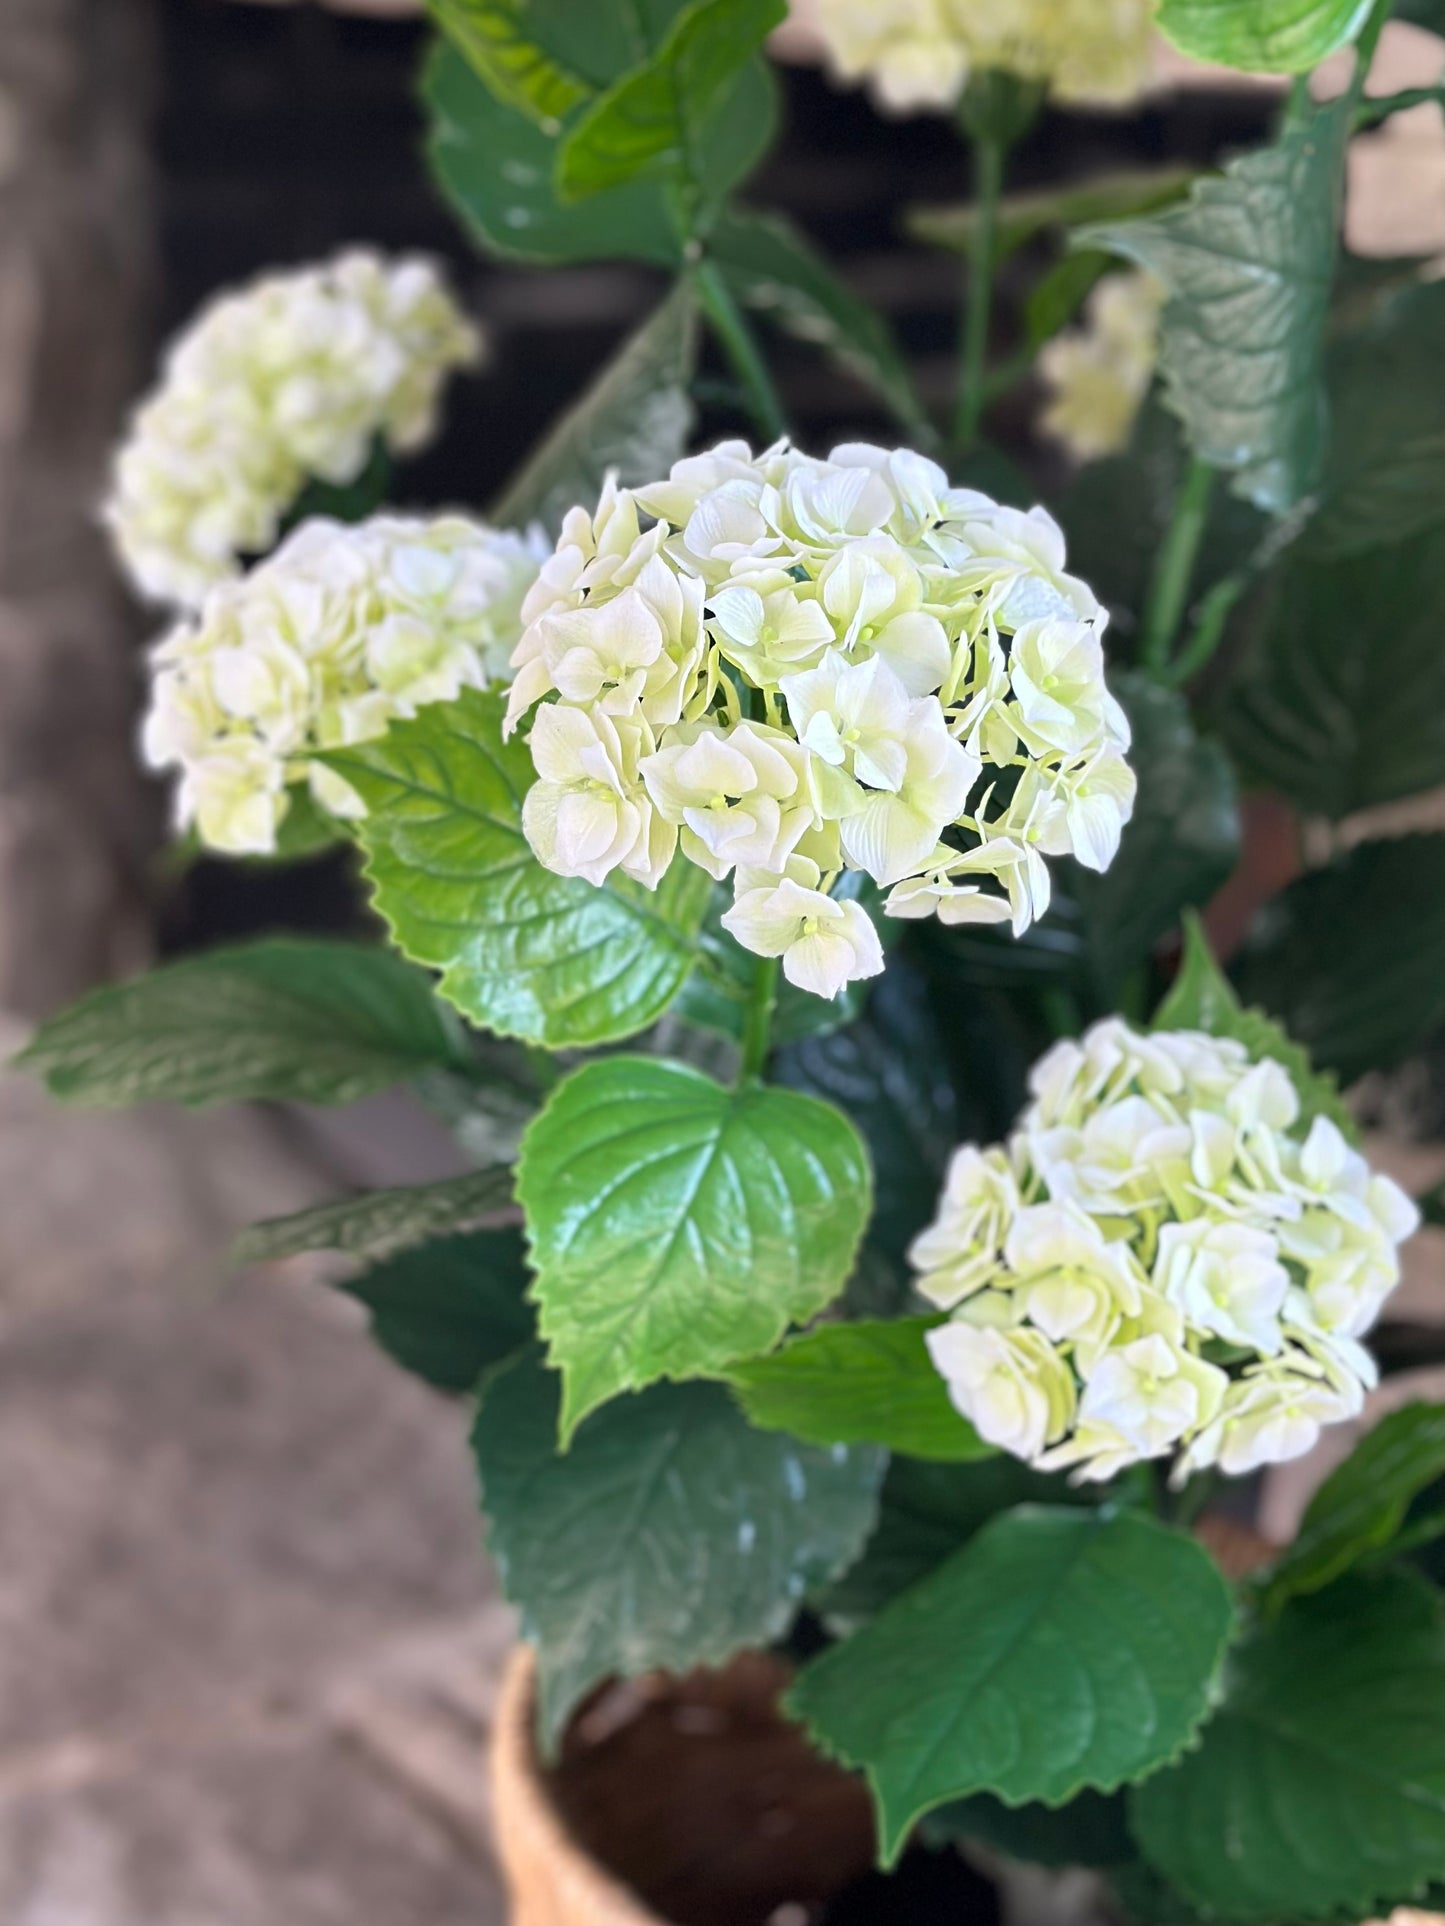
[0,1019,512,1925]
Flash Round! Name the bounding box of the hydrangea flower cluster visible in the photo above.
[504,440,1135,1001]
[807,0,1156,116]
[917,1018,1420,1484]
[1039,270,1165,463]
[106,251,481,608]
[143,512,547,856]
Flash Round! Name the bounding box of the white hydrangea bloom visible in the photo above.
[507,438,1131,1000]
[106,251,481,608]
[917,1016,1420,1485]
[807,0,1154,116]
[143,512,547,855]
[1039,270,1165,463]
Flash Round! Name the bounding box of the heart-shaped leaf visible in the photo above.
[518,1055,871,1439]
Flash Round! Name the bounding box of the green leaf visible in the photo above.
[709,208,931,438]
[489,285,697,534]
[1220,530,1445,820]
[775,960,957,1314]
[424,40,776,265]
[517,1054,871,1440]
[1262,1403,1445,1612]
[1023,249,1112,350]
[788,1506,1234,1865]
[473,1344,883,1749]
[1154,913,1355,1137]
[324,689,710,1050]
[1086,100,1348,512]
[339,1228,534,1391]
[730,1318,990,1462]
[14,939,467,1110]
[426,0,592,126]
[232,1166,515,1265]
[1312,280,1445,556]
[555,0,783,202]
[1234,835,1445,1084]
[818,1455,1096,1628]
[1131,1570,1445,1921]
[907,164,1198,262]
[1074,672,1239,991]
[1157,0,1376,72]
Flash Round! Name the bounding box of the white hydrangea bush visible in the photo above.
[106,251,481,608]
[917,1017,1421,1483]
[143,512,547,855]
[807,0,1157,116]
[504,439,1137,1000]
[1039,269,1165,463]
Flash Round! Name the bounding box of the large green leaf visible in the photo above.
[1311,280,1445,557]
[1157,0,1376,72]
[14,939,467,1109]
[1233,835,1445,1084]
[489,285,697,534]
[730,1318,990,1462]
[1132,1570,1445,1921]
[473,1345,884,1749]
[775,960,957,1314]
[789,1506,1233,1864]
[556,0,783,201]
[338,1228,534,1392]
[1154,912,1355,1137]
[1262,1403,1445,1612]
[818,1456,1096,1629]
[1086,99,1348,513]
[1074,672,1239,991]
[517,1054,871,1440]
[1220,529,1445,820]
[709,208,930,438]
[426,0,591,125]
[232,1166,515,1265]
[423,41,776,265]
[324,690,710,1050]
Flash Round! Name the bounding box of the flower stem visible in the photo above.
[690,257,787,444]
[1140,456,1215,677]
[738,953,780,1084]
[953,130,1005,452]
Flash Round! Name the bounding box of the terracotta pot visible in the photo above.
[492,1647,662,1926]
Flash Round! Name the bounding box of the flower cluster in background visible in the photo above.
[1039,269,1165,462]
[917,1017,1419,1482]
[106,251,481,608]
[807,0,1156,115]
[143,513,546,854]
[505,440,1135,1000]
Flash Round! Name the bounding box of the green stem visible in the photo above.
[1140,457,1216,677]
[1164,570,1247,688]
[738,953,780,1083]
[690,257,786,443]
[953,131,1005,452]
